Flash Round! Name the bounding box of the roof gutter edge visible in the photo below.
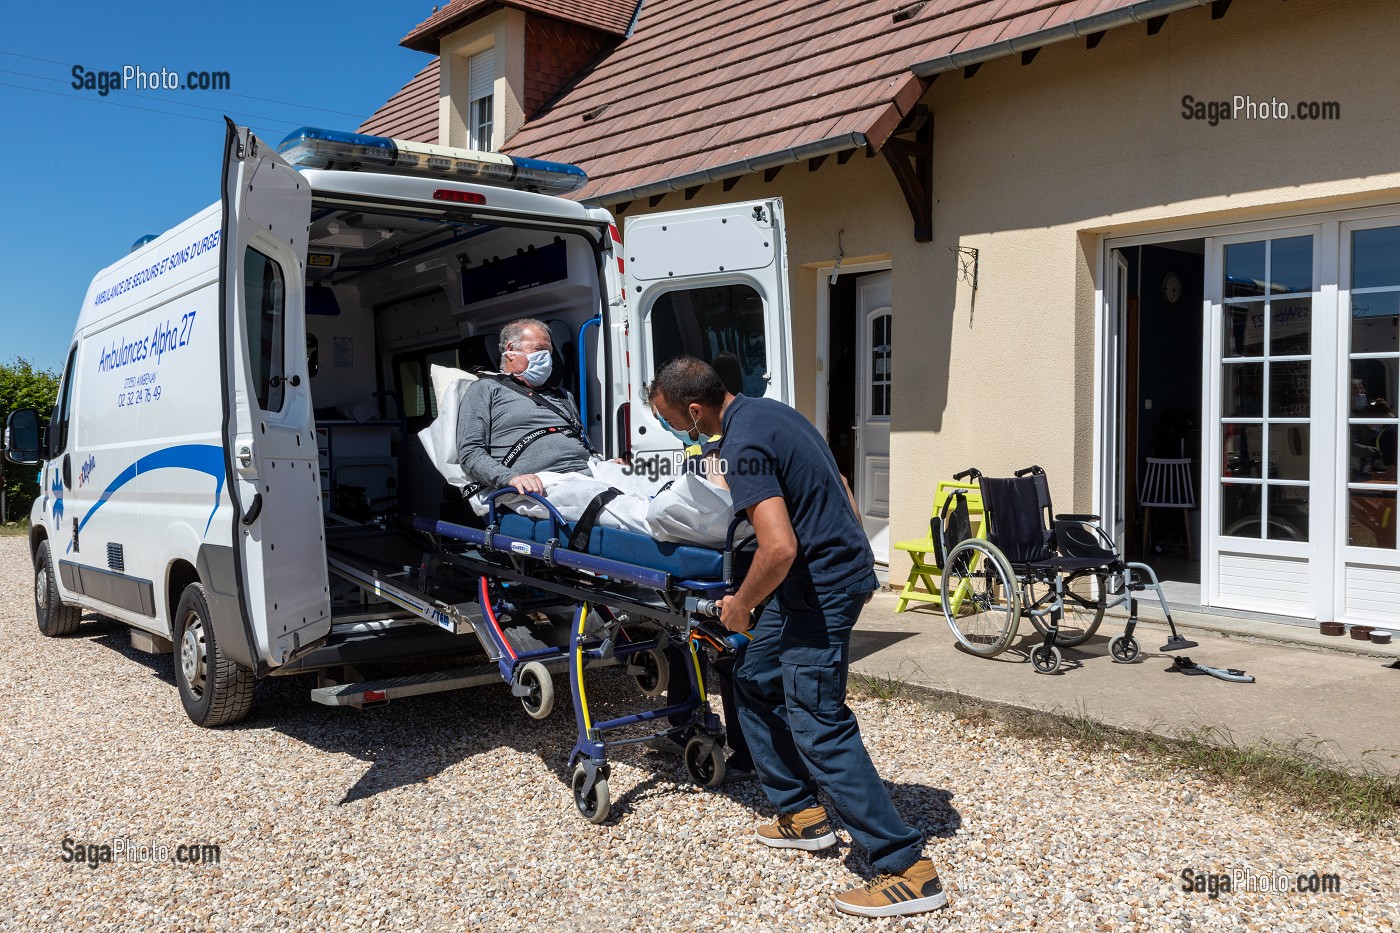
[582,132,870,207]
[910,0,1213,77]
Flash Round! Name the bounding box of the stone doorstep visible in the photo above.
[1104,603,1400,662]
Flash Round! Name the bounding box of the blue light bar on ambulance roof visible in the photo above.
[276,127,588,196]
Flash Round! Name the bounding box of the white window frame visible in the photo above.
[467,48,495,151]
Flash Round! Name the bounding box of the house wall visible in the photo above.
[612,0,1400,585]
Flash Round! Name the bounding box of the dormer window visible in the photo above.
[467,47,495,151]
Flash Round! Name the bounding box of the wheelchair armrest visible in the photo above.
[1055,513,1101,524]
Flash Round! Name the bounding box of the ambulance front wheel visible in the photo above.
[34,539,82,637]
[174,582,254,727]
[519,661,554,719]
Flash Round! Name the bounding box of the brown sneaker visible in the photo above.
[834,859,949,917]
[755,805,837,851]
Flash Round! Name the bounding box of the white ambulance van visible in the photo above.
[4,122,792,726]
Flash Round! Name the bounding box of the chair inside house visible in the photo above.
[893,479,985,612]
[1139,457,1195,561]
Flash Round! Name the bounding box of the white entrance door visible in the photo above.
[856,272,893,563]
[1098,249,1130,550]
[1206,228,1326,616]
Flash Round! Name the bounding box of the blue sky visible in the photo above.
[0,2,434,372]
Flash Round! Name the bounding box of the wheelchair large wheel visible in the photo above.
[940,539,1020,657]
[1025,572,1108,648]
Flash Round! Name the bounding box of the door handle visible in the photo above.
[241,492,263,526]
[62,453,71,488]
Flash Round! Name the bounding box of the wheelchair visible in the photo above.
[938,465,1196,674]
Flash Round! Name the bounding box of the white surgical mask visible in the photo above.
[512,349,553,388]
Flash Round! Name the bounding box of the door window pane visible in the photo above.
[650,284,767,397]
[869,312,892,419]
[1270,360,1310,418]
[1349,359,1398,417]
[1267,424,1309,480]
[1223,302,1264,357]
[1349,488,1397,549]
[1221,483,1263,537]
[1222,362,1264,417]
[243,247,286,412]
[1268,485,1309,541]
[1225,241,1266,297]
[1349,423,1397,483]
[1349,291,1400,354]
[1352,226,1400,289]
[1270,236,1314,293]
[1268,297,1312,356]
[398,361,425,418]
[1223,424,1263,477]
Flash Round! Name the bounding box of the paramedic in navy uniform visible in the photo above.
[646,356,948,919]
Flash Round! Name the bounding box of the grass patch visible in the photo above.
[851,682,1400,831]
[0,519,29,537]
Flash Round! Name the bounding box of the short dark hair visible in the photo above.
[646,356,727,409]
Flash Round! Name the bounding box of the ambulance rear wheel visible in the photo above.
[174,582,254,727]
[34,539,82,637]
[518,661,554,719]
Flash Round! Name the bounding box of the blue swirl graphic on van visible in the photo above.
[51,468,64,526]
[66,445,225,553]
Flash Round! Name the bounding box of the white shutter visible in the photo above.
[468,49,494,103]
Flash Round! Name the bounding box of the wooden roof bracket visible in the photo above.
[880,105,934,243]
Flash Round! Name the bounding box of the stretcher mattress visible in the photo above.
[497,513,724,581]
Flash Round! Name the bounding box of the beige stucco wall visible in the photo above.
[528,0,1400,584]
[440,9,527,151]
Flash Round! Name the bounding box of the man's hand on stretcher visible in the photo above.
[716,497,798,634]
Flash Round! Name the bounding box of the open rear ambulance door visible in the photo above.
[622,199,793,459]
[220,122,330,668]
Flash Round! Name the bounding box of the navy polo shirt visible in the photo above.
[719,394,875,591]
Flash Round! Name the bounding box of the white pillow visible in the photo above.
[417,364,480,488]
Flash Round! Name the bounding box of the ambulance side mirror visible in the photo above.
[4,408,43,465]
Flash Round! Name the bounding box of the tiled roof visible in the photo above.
[360,59,440,144]
[402,0,638,51]
[370,0,1180,203]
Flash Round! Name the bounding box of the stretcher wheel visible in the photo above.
[518,661,554,719]
[1109,634,1141,664]
[631,647,670,698]
[684,735,726,789]
[572,764,611,823]
[1030,644,1062,674]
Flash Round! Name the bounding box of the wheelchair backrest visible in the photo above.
[980,474,1055,564]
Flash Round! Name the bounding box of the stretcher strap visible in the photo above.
[569,488,622,551]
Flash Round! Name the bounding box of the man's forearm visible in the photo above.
[459,444,513,488]
[733,544,793,612]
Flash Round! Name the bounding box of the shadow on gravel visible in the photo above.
[84,617,177,684]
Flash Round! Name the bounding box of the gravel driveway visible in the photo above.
[0,535,1395,931]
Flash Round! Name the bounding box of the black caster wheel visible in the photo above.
[1109,634,1141,663]
[572,764,611,823]
[630,647,669,698]
[518,661,554,719]
[684,735,726,789]
[1030,644,1062,674]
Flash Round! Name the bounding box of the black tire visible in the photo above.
[34,539,82,637]
[1026,573,1108,648]
[572,765,611,823]
[1109,634,1141,664]
[1030,644,1063,674]
[518,660,554,719]
[174,583,254,727]
[631,646,669,698]
[684,735,727,789]
[940,539,1020,657]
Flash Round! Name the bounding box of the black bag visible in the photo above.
[930,490,971,567]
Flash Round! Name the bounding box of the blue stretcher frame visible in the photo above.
[412,489,752,819]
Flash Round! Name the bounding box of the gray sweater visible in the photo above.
[455,376,592,488]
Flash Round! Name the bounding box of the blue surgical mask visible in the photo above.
[659,410,700,445]
[514,349,553,388]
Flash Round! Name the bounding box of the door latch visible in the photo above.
[237,445,254,469]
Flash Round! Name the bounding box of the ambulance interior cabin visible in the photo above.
[294,201,608,528]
